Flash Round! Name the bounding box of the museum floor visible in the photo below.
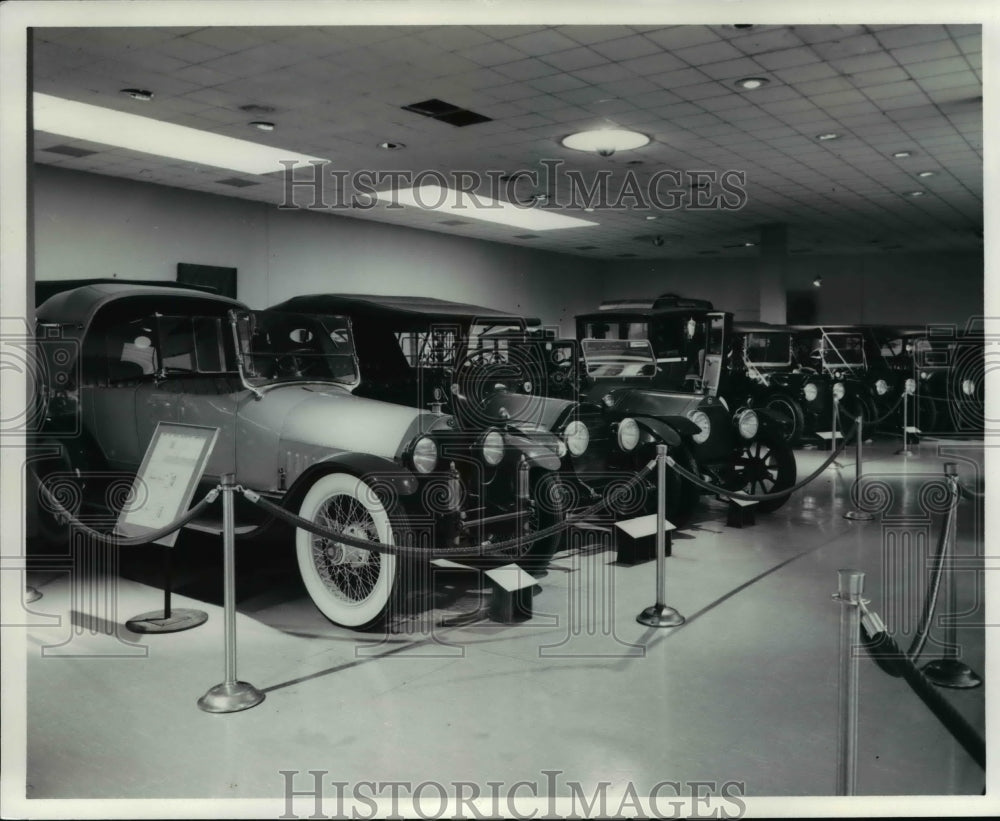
[18,437,988,806]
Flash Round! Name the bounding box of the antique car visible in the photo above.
[729,321,831,445]
[873,323,985,435]
[267,293,699,523]
[576,296,798,513]
[28,282,568,630]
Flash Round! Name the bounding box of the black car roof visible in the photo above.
[36,282,244,336]
[271,293,538,324]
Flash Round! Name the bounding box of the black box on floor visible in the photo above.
[486,564,534,623]
[727,498,757,528]
[615,513,673,564]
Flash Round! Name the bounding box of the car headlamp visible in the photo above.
[616,417,640,452]
[875,378,888,396]
[803,382,819,402]
[832,381,846,401]
[411,436,438,474]
[687,410,711,444]
[962,378,975,396]
[481,429,504,466]
[523,381,533,394]
[563,420,590,456]
[920,370,930,380]
[904,378,916,395]
[736,409,759,439]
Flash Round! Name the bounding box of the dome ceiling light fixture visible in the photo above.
[120,88,154,102]
[892,150,913,158]
[248,121,275,131]
[734,77,770,90]
[816,132,840,141]
[561,128,650,157]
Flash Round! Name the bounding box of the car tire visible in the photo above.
[27,442,88,549]
[516,472,567,576]
[723,433,797,514]
[765,392,805,446]
[295,472,405,630]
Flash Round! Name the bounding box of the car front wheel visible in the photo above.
[295,472,403,630]
[722,435,797,514]
[765,393,805,446]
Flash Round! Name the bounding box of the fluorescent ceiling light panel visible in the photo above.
[33,93,328,175]
[376,185,599,231]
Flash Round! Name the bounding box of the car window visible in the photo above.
[157,315,235,374]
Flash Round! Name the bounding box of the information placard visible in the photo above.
[116,423,220,547]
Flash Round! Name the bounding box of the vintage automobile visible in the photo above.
[268,293,700,523]
[576,296,798,513]
[729,321,831,445]
[28,283,568,630]
[873,323,985,435]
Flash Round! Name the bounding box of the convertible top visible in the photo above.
[36,282,244,340]
[272,293,540,325]
[733,321,793,334]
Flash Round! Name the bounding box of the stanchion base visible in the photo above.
[25,586,42,603]
[636,604,685,628]
[844,510,875,521]
[126,608,208,634]
[921,659,982,689]
[198,680,266,713]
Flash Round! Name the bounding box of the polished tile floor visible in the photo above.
[18,436,988,807]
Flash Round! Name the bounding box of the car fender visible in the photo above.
[286,451,420,508]
[633,415,682,447]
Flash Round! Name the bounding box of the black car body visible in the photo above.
[576,295,798,512]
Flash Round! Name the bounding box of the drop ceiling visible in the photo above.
[31,23,983,258]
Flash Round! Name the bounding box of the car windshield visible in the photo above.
[234,310,359,387]
[744,331,792,365]
[823,333,865,366]
[580,319,649,341]
[395,320,525,367]
[581,338,656,378]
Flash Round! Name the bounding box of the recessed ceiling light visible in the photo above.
[917,170,936,178]
[249,121,275,131]
[584,207,596,212]
[378,141,405,150]
[375,185,599,231]
[735,77,769,90]
[561,129,650,157]
[816,132,840,141]
[905,190,925,197]
[34,93,328,175]
[120,88,154,102]
[744,242,756,247]
[892,150,913,158]
[645,215,659,220]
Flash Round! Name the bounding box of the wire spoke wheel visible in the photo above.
[724,435,797,514]
[295,473,401,629]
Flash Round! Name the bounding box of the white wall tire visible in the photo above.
[295,472,399,630]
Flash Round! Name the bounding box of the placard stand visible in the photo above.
[121,423,218,634]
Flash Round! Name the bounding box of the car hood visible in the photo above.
[479,392,577,431]
[241,383,445,462]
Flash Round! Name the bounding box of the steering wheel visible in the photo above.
[276,348,319,378]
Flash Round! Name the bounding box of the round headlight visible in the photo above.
[687,410,711,444]
[962,378,975,396]
[617,417,640,452]
[522,381,533,394]
[875,378,888,396]
[481,429,504,466]
[833,381,846,401]
[904,378,916,395]
[563,420,590,456]
[803,382,819,402]
[920,370,930,380]
[555,439,568,459]
[736,409,759,439]
[411,436,438,474]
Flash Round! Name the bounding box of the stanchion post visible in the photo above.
[844,414,874,521]
[921,464,981,689]
[636,445,685,628]
[826,397,844,470]
[834,568,865,795]
[896,390,913,456]
[198,474,265,713]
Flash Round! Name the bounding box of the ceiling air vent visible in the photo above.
[216,178,260,188]
[402,98,492,127]
[43,144,98,158]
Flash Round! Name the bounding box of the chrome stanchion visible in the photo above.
[921,464,981,689]
[844,414,874,521]
[198,474,265,713]
[833,568,865,795]
[896,390,913,456]
[826,397,844,470]
[636,445,685,628]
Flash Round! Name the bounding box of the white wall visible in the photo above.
[32,165,604,334]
